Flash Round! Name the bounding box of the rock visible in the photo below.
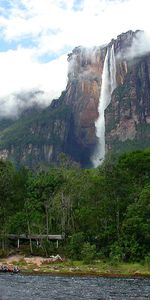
[44,255,64,263]
[134,270,141,276]
[106,52,150,154]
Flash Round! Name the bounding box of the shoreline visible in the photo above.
[1,254,150,279]
[21,270,150,279]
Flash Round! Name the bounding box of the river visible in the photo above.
[0,274,150,299]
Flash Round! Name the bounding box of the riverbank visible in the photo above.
[0,255,150,278]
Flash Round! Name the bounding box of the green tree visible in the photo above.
[120,183,150,260]
[81,242,96,264]
[0,160,15,249]
[69,232,85,260]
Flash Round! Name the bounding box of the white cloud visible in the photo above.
[1,0,149,51]
[0,47,68,117]
[124,31,150,59]
[0,0,150,117]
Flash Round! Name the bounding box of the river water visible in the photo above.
[0,274,150,299]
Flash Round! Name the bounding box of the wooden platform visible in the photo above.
[3,234,64,240]
[0,234,64,249]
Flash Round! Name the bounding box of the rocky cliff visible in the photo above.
[105,31,150,155]
[0,30,150,168]
[0,96,72,168]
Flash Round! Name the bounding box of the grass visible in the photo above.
[11,260,150,277]
[1,255,150,277]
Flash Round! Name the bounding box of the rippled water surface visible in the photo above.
[0,273,150,299]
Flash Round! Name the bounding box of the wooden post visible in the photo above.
[56,240,59,248]
[17,238,20,249]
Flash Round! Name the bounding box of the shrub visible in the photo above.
[68,232,85,260]
[109,242,123,265]
[145,254,150,268]
[81,242,96,264]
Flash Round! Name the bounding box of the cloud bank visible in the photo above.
[0,49,68,117]
[0,0,149,117]
[127,31,150,59]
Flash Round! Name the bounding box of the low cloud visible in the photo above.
[126,31,150,59]
[0,90,50,118]
[68,46,101,82]
[0,49,68,118]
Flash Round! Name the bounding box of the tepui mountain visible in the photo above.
[0,30,150,168]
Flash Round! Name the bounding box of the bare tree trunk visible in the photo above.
[61,192,66,234]
[45,203,49,241]
[27,219,33,254]
[116,198,120,240]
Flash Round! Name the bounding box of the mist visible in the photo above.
[68,46,101,83]
[122,31,150,59]
[0,90,52,119]
[0,51,68,119]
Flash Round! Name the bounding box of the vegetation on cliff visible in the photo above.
[0,103,70,148]
[0,149,150,265]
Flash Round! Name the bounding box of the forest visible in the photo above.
[0,149,150,263]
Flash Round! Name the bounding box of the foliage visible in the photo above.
[81,242,96,264]
[0,104,70,148]
[0,149,150,261]
[144,254,150,268]
[68,232,85,260]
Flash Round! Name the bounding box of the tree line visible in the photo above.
[0,150,150,262]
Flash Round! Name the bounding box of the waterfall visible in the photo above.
[110,45,117,94]
[92,45,116,167]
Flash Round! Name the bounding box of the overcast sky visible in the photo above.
[0,0,149,116]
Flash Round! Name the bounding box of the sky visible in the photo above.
[0,0,149,117]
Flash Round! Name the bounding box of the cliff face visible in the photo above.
[0,30,150,168]
[63,46,104,166]
[105,32,150,154]
[63,30,150,165]
[0,98,72,168]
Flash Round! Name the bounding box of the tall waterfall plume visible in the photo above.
[92,45,116,167]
